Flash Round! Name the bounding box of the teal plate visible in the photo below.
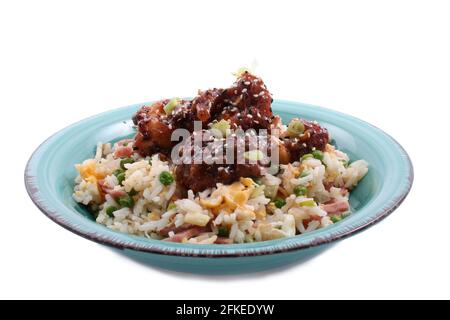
[25,100,413,274]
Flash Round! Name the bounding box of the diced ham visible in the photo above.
[321,200,349,214]
[302,215,322,229]
[98,180,127,198]
[105,189,127,198]
[159,224,194,237]
[324,182,333,191]
[215,237,233,244]
[117,139,134,146]
[163,227,205,242]
[114,146,134,158]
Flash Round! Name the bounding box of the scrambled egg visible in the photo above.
[76,159,105,184]
[199,177,259,220]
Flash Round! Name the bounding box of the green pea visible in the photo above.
[128,188,138,196]
[217,226,229,237]
[159,171,174,186]
[118,195,134,208]
[116,172,126,185]
[312,150,324,161]
[120,158,134,169]
[113,169,124,177]
[273,198,286,209]
[106,206,118,217]
[330,216,341,223]
[293,186,308,196]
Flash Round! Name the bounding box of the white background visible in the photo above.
[1,0,449,300]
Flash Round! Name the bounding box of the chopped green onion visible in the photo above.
[293,186,308,197]
[217,226,229,237]
[120,158,134,169]
[312,150,324,161]
[264,185,279,199]
[232,67,250,77]
[244,150,264,161]
[287,119,305,137]
[251,185,266,198]
[159,171,174,186]
[300,154,313,162]
[299,199,316,207]
[116,172,126,185]
[106,206,118,217]
[128,188,138,196]
[209,119,231,138]
[267,164,279,175]
[167,203,177,210]
[300,170,310,178]
[339,159,349,168]
[330,216,341,223]
[118,195,134,208]
[123,142,128,147]
[274,198,286,209]
[163,98,180,115]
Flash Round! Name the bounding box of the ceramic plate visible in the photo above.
[25,100,413,274]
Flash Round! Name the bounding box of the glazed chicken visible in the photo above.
[132,72,275,157]
[174,130,266,193]
[280,119,330,164]
[132,72,330,192]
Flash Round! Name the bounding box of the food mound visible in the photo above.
[73,71,368,244]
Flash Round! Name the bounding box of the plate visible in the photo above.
[25,100,413,274]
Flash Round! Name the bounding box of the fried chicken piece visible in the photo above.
[281,119,330,163]
[132,100,186,156]
[214,72,274,131]
[175,130,264,193]
[133,72,275,157]
[171,88,224,132]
